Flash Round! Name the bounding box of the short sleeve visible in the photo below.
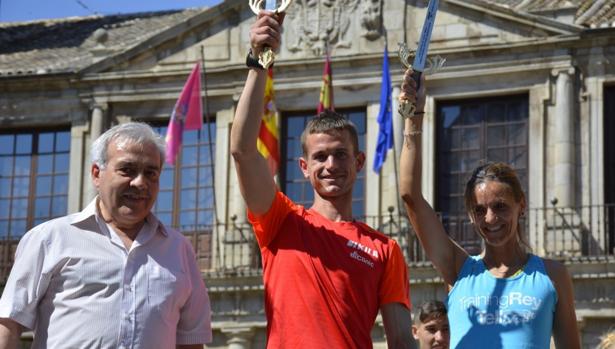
[176,241,212,345]
[378,240,411,310]
[248,191,295,248]
[0,226,51,329]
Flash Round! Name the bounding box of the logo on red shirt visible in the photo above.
[346,239,379,258]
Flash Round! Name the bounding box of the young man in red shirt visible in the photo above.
[230,11,412,349]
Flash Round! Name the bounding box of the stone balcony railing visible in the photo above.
[1,203,614,284]
[196,202,615,274]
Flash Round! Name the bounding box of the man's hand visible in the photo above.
[249,11,285,58]
[0,318,24,349]
[399,69,426,113]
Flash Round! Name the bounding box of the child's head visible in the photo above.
[412,300,449,349]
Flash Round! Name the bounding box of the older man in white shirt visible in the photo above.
[0,122,212,349]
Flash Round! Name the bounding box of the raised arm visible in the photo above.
[398,70,467,287]
[230,11,284,215]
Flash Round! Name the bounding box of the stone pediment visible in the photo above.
[83,0,583,75]
[152,0,389,69]
[402,0,582,54]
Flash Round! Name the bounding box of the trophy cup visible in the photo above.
[249,0,293,69]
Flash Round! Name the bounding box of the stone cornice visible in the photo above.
[77,35,584,82]
[446,0,584,35]
[77,54,574,104]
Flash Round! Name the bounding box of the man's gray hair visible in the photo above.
[91,122,166,169]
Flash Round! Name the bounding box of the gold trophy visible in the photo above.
[248,0,293,69]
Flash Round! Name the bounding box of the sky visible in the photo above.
[0,0,223,22]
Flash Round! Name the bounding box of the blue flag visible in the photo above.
[373,45,393,173]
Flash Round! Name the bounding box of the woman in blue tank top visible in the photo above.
[397,68,580,349]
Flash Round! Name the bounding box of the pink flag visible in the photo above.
[165,62,203,165]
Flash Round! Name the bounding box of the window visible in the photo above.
[436,95,529,251]
[151,122,216,269]
[281,109,366,218]
[0,130,70,239]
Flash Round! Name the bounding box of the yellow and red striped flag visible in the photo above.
[317,52,334,114]
[257,67,280,176]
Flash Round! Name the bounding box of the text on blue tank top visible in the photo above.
[446,255,557,349]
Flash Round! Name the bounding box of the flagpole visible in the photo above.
[384,28,410,245]
[200,45,221,268]
[384,30,404,230]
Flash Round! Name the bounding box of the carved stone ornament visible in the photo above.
[285,0,383,56]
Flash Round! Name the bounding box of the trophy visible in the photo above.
[398,0,445,118]
[249,0,293,69]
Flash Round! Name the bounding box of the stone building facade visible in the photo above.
[1,0,614,348]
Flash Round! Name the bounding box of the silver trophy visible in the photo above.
[249,0,293,69]
[398,0,445,118]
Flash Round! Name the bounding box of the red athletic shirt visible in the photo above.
[248,191,410,349]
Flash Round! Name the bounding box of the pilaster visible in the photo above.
[422,96,436,206]
[366,102,383,218]
[551,67,576,207]
[67,122,89,213]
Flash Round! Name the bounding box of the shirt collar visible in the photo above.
[68,196,167,237]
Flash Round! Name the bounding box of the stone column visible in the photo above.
[84,103,107,204]
[552,68,575,207]
[90,104,106,143]
[528,85,549,256]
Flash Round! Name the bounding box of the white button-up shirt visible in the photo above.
[0,198,212,348]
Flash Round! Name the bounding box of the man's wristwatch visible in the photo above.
[246,49,266,70]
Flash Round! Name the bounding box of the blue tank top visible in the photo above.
[446,254,557,349]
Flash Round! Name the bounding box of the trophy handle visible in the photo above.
[397,42,413,70]
[397,42,420,118]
